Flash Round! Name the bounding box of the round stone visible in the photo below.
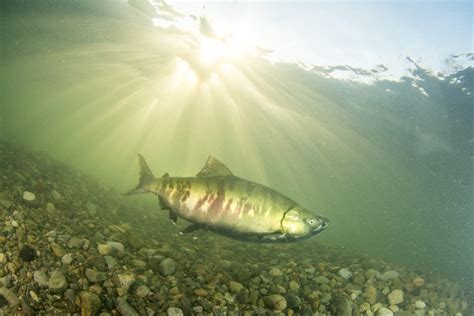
[387,289,404,305]
[229,281,243,293]
[167,307,184,316]
[22,191,35,201]
[48,271,68,293]
[263,294,287,311]
[135,285,150,298]
[159,258,176,276]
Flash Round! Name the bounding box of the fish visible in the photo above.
[126,155,329,242]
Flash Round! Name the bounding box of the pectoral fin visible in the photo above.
[181,223,205,234]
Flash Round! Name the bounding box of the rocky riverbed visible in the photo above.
[0,141,472,315]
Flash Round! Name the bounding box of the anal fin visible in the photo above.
[169,210,178,224]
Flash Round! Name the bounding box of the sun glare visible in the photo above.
[199,38,226,65]
[197,36,250,67]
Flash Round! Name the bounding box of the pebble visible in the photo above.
[104,256,117,269]
[289,280,300,291]
[64,289,75,302]
[46,202,56,213]
[29,290,40,303]
[415,300,426,308]
[48,270,68,293]
[287,294,302,309]
[382,271,399,280]
[413,277,425,287]
[229,281,243,293]
[117,297,139,316]
[192,306,203,313]
[51,190,61,200]
[85,268,108,283]
[131,259,146,268]
[107,241,125,254]
[366,269,381,279]
[377,307,394,316]
[338,268,352,279]
[50,243,66,257]
[263,294,287,311]
[112,273,135,296]
[61,253,73,265]
[138,248,158,259]
[0,287,20,306]
[79,291,101,316]
[364,285,378,304]
[135,285,150,298]
[194,288,208,296]
[159,258,176,276]
[314,275,330,284]
[387,289,404,305]
[22,191,35,201]
[269,267,283,277]
[98,244,112,255]
[67,237,85,249]
[33,271,48,287]
[167,307,184,316]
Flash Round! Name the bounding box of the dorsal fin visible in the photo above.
[162,172,170,178]
[196,156,234,177]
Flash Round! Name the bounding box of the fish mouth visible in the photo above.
[313,218,329,233]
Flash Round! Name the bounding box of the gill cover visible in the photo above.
[281,208,310,237]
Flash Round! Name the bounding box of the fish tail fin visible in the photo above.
[124,154,155,195]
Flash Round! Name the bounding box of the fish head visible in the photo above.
[281,206,329,240]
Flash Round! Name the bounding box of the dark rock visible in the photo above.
[19,245,37,262]
[263,295,287,311]
[287,294,302,310]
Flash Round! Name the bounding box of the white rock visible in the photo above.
[23,191,35,201]
[377,307,394,316]
[61,254,73,265]
[97,244,112,255]
[11,220,19,228]
[338,268,352,279]
[415,300,426,309]
[167,307,183,316]
[387,289,404,305]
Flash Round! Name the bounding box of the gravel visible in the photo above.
[0,141,471,315]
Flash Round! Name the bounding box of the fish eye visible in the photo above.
[308,218,316,225]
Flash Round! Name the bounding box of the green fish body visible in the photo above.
[126,155,329,242]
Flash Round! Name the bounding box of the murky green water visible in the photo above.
[1,1,473,314]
